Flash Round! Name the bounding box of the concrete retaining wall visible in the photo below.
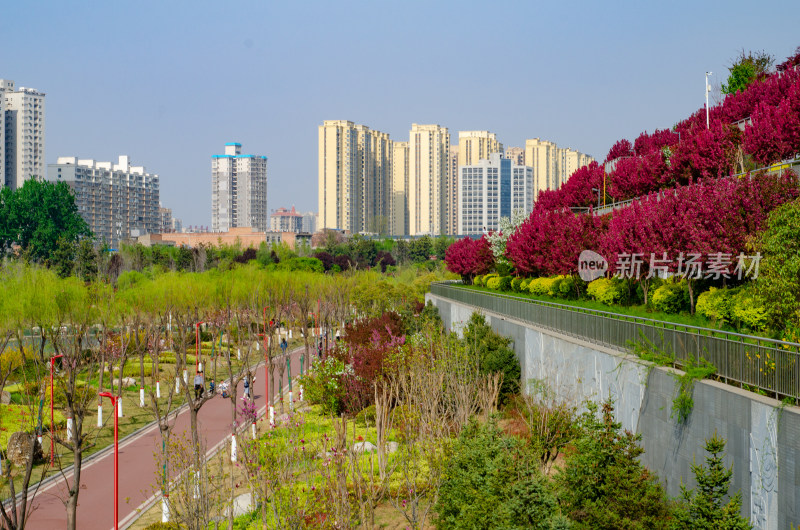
[427,293,800,529]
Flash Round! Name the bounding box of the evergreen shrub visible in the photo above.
[586,278,626,305]
[651,281,689,314]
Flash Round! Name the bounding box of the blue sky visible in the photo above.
[3,1,798,227]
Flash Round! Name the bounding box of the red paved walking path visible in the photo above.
[16,347,306,530]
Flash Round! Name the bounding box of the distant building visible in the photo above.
[409,123,450,236]
[505,146,524,166]
[47,156,160,247]
[212,142,268,232]
[301,211,316,234]
[140,226,311,251]
[318,120,392,234]
[525,138,593,200]
[457,131,503,167]
[458,153,533,235]
[390,142,409,236]
[1,79,46,190]
[158,206,182,233]
[447,145,460,236]
[270,206,303,232]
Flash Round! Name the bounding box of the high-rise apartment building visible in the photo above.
[1,79,46,190]
[390,142,409,236]
[525,138,593,200]
[447,145,460,235]
[409,124,450,235]
[47,156,160,246]
[318,120,393,234]
[505,146,524,166]
[457,131,503,167]
[458,153,533,235]
[212,142,268,232]
[270,206,303,232]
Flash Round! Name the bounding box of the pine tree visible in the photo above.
[673,433,752,529]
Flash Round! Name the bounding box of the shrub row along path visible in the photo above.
[19,346,305,530]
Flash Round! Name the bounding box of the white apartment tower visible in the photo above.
[47,156,160,246]
[212,142,268,232]
[1,79,46,190]
[409,124,450,236]
[458,153,533,235]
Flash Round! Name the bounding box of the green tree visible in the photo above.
[51,236,77,278]
[75,239,99,282]
[0,179,91,262]
[408,235,433,263]
[673,434,751,529]
[462,312,520,402]
[435,420,564,530]
[433,235,453,261]
[754,198,800,330]
[556,401,672,529]
[721,49,774,95]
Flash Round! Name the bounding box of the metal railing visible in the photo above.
[430,282,800,401]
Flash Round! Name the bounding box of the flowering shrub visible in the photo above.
[506,210,603,277]
[298,356,350,415]
[445,235,495,284]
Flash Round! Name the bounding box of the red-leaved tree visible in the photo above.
[444,235,494,284]
[505,209,604,277]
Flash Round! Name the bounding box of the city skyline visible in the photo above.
[2,1,799,227]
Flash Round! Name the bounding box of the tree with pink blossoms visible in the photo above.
[608,150,670,201]
[633,129,679,156]
[445,235,494,284]
[605,139,633,162]
[505,209,604,278]
[667,122,741,184]
[743,81,800,165]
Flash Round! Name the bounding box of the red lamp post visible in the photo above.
[257,333,269,406]
[49,354,64,466]
[98,392,119,530]
[195,322,205,374]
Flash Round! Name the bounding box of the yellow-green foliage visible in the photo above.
[520,278,531,291]
[587,278,626,306]
[1,404,66,446]
[486,277,501,290]
[528,276,564,297]
[731,290,769,331]
[696,287,736,323]
[473,275,484,286]
[651,281,688,314]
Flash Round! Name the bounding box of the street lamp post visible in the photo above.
[49,354,64,466]
[195,322,205,374]
[98,392,119,530]
[705,71,712,129]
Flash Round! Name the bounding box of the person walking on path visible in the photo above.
[243,375,250,399]
[194,371,204,399]
[280,337,288,355]
[209,379,215,395]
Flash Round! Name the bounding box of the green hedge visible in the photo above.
[511,277,523,292]
[498,276,513,291]
[486,277,501,290]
